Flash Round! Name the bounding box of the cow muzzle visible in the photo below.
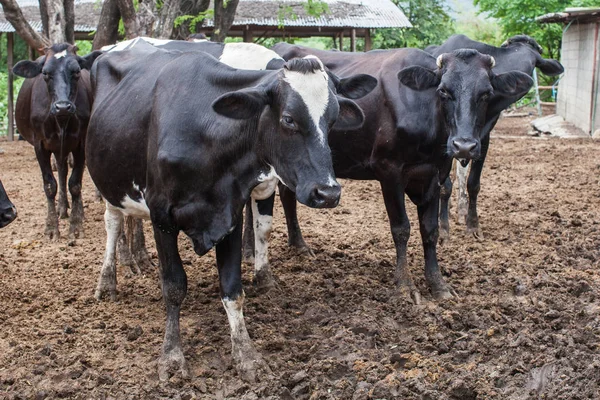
[51,101,76,116]
[449,137,480,159]
[0,205,17,228]
[301,183,341,209]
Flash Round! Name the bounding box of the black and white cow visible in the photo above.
[246,43,535,304]
[101,37,288,283]
[13,44,102,240]
[87,40,376,381]
[0,179,17,228]
[425,34,564,241]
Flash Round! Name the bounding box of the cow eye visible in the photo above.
[438,88,452,99]
[281,115,296,129]
[479,92,492,102]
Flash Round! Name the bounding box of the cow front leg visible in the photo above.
[251,195,276,291]
[35,146,59,240]
[381,182,420,304]
[466,135,489,240]
[67,145,85,239]
[56,154,69,219]
[154,227,189,381]
[95,203,123,301]
[439,175,452,245]
[417,182,457,300]
[279,184,314,257]
[217,222,270,382]
[242,199,255,263]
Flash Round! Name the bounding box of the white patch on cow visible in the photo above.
[251,176,278,200]
[283,56,330,146]
[103,37,174,53]
[219,42,283,70]
[94,203,123,300]
[328,175,339,187]
[251,198,272,274]
[221,295,252,347]
[257,165,287,188]
[54,50,67,59]
[455,159,469,224]
[119,182,150,219]
[189,39,208,43]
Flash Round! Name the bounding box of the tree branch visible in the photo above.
[0,0,50,49]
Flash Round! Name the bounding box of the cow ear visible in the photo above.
[78,50,103,70]
[335,74,378,99]
[13,59,43,78]
[212,88,270,119]
[491,71,534,96]
[332,97,365,131]
[397,66,440,91]
[536,58,564,76]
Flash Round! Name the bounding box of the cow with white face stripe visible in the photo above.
[87,40,376,381]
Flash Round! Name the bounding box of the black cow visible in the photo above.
[87,40,376,381]
[426,35,564,241]
[13,44,102,240]
[254,43,535,304]
[0,179,17,228]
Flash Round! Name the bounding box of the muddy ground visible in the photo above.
[0,115,599,399]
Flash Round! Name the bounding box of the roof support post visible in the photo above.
[243,25,253,42]
[351,28,356,52]
[8,32,14,141]
[364,28,372,51]
[339,30,344,50]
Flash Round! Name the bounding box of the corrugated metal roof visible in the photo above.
[0,21,95,33]
[204,0,411,29]
[537,7,600,23]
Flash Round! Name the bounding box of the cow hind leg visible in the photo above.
[94,204,123,301]
[439,175,453,245]
[130,217,153,272]
[251,195,276,291]
[217,222,270,382]
[242,200,255,263]
[56,155,69,219]
[280,184,315,257]
[154,226,189,381]
[35,146,59,240]
[381,182,421,304]
[68,145,85,239]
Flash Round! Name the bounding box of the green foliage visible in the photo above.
[455,14,503,46]
[304,0,329,18]
[373,0,455,49]
[474,0,598,59]
[174,9,215,32]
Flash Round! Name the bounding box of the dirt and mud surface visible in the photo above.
[1,116,599,399]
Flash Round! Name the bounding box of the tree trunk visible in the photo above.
[0,0,50,49]
[136,0,156,36]
[116,0,139,39]
[39,0,49,38]
[64,0,74,43]
[212,0,239,42]
[92,0,121,49]
[154,0,182,39]
[172,0,209,39]
[46,0,66,43]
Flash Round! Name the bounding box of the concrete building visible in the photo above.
[538,8,600,136]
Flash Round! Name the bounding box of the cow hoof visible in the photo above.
[243,252,255,264]
[253,269,277,292]
[158,349,190,381]
[397,284,422,305]
[94,281,117,302]
[69,225,83,239]
[236,351,271,383]
[439,228,450,246]
[468,226,484,241]
[45,228,60,242]
[293,245,316,258]
[133,251,154,274]
[59,210,69,219]
[431,283,458,301]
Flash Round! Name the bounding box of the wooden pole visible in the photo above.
[364,28,372,51]
[243,26,253,42]
[339,30,344,51]
[350,28,356,52]
[8,32,14,141]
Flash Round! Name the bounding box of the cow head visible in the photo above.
[0,179,17,228]
[398,49,533,160]
[501,35,564,77]
[213,56,376,208]
[13,44,102,117]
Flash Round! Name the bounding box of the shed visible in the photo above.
[537,7,600,136]
[201,0,411,51]
[0,0,100,140]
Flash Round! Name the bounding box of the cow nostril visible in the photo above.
[466,142,476,151]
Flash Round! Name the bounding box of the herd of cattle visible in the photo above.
[0,34,563,382]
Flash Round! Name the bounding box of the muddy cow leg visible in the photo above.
[456,161,469,225]
[34,145,59,240]
[279,183,315,257]
[251,195,276,290]
[217,221,270,382]
[56,154,69,219]
[154,226,189,381]
[414,178,457,300]
[131,218,153,272]
[68,143,85,239]
[242,199,255,263]
[439,174,453,245]
[380,181,421,304]
[465,134,490,240]
[95,203,123,301]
